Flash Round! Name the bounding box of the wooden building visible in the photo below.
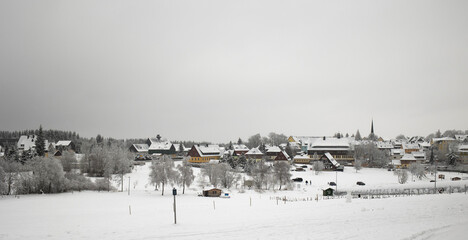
[202,188,222,197]
[188,145,221,163]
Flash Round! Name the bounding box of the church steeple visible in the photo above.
[371,119,374,135]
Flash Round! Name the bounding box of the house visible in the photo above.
[377,142,394,155]
[275,151,290,161]
[293,154,312,164]
[55,140,75,152]
[202,188,222,197]
[188,145,221,163]
[17,135,49,155]
[319,152,343,171]
[412,151,427,162]
[403,143,420,154]
[233,144,249,156]
[431,137,456,152]
[391,149,405,160]
[400,154,424,168]
[148,140,177,155]
[129,144,149,153]
[308,137,354,166]
[457,145,468,164]
[455,135,468,142]
[265,146,282,160]
[245,147,264,160]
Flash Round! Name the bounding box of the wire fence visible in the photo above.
[269,185,468,202]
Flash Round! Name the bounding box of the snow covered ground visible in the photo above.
[1,163,467,240]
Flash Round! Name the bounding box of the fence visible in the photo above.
[269,185,468,202]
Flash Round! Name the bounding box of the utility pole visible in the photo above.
[335,170,338,192]
[172,188,177,224]
[128,176,131,196]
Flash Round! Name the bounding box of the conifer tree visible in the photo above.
[35,125,46,157]
[355,130,362,141]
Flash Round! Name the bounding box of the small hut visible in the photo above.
[203,188,222,197]
[323,188,334,197]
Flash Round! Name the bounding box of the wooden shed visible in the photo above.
[323,188,334,197]
[203,188,222,197]
[452,177,461,181]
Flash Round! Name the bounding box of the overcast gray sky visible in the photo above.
[1,0,467,143]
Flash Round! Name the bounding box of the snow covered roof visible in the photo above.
[293,154,311,160]
[458,145,468,152]
[455,135,468,141]
[418,142,431,148]
[377,142,394,149]
[56,140,72,147]
[246,147,263,156]
[309,138,350,151]
[280,151,290,160]
[17,135,37,151]
[403,143,420,150]
[401,154,417,161]
[132,144,149,152]
[391,149,404,155]
[432,137,456,143]
[324,152,340,167]
[148,141,173,151]
[391,160,401,166]
[233,144,249,151]
[266,146,281,153]
[194,145,221,157]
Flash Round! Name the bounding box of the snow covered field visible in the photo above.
[1,164,467,240]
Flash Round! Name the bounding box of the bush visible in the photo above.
[64,173,96,192]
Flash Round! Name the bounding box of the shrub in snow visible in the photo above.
[397,169,408,184]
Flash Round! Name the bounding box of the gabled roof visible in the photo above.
[193,145,221,157]
[455,135,468,141]
[324,152,340,167]
[391,149,404,155]
[401,154,417,161]
[148,141,173,151]
[377,142,393,149]
[266,146,281,153]
[246,147,263,156]
[309,138,350,151]
[56,140,72,147]
[403,143,420,150]
[233,144,249,151]
[132,144,149,152]
[432,137,456,143]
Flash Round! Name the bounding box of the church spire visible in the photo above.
[371,119,374,135]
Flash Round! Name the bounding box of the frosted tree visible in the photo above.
[397,169,408,184]
[111,148,132,192]
[177,158,194,194]
[250,160,271,189]
[313,161,324,175]
[273,161,291,190]
[0,158,21,195]
[0,166,6,194]
[354,160,363,173]
[247,134,262,149]
[149,156,178,195]
[60,151,77,172]
[217,163,238,189]
[29,157,67,193]
[409,163,425,180]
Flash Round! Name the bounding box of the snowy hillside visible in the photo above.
[1,163,467,240]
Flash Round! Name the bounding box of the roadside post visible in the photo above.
[172,188,177,224]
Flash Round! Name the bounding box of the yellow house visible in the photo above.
[188,145,221,163]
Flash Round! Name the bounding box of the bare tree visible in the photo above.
[313,161,324,175]
[177,158,195,194]
[60,151,77,172]
[217,163,238,189]
[149,156,178,195]
[397,169,408,184]
[273,161,291,190]
[354,160,363,173]
[250,160,271,189]
[0,158,21,195]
